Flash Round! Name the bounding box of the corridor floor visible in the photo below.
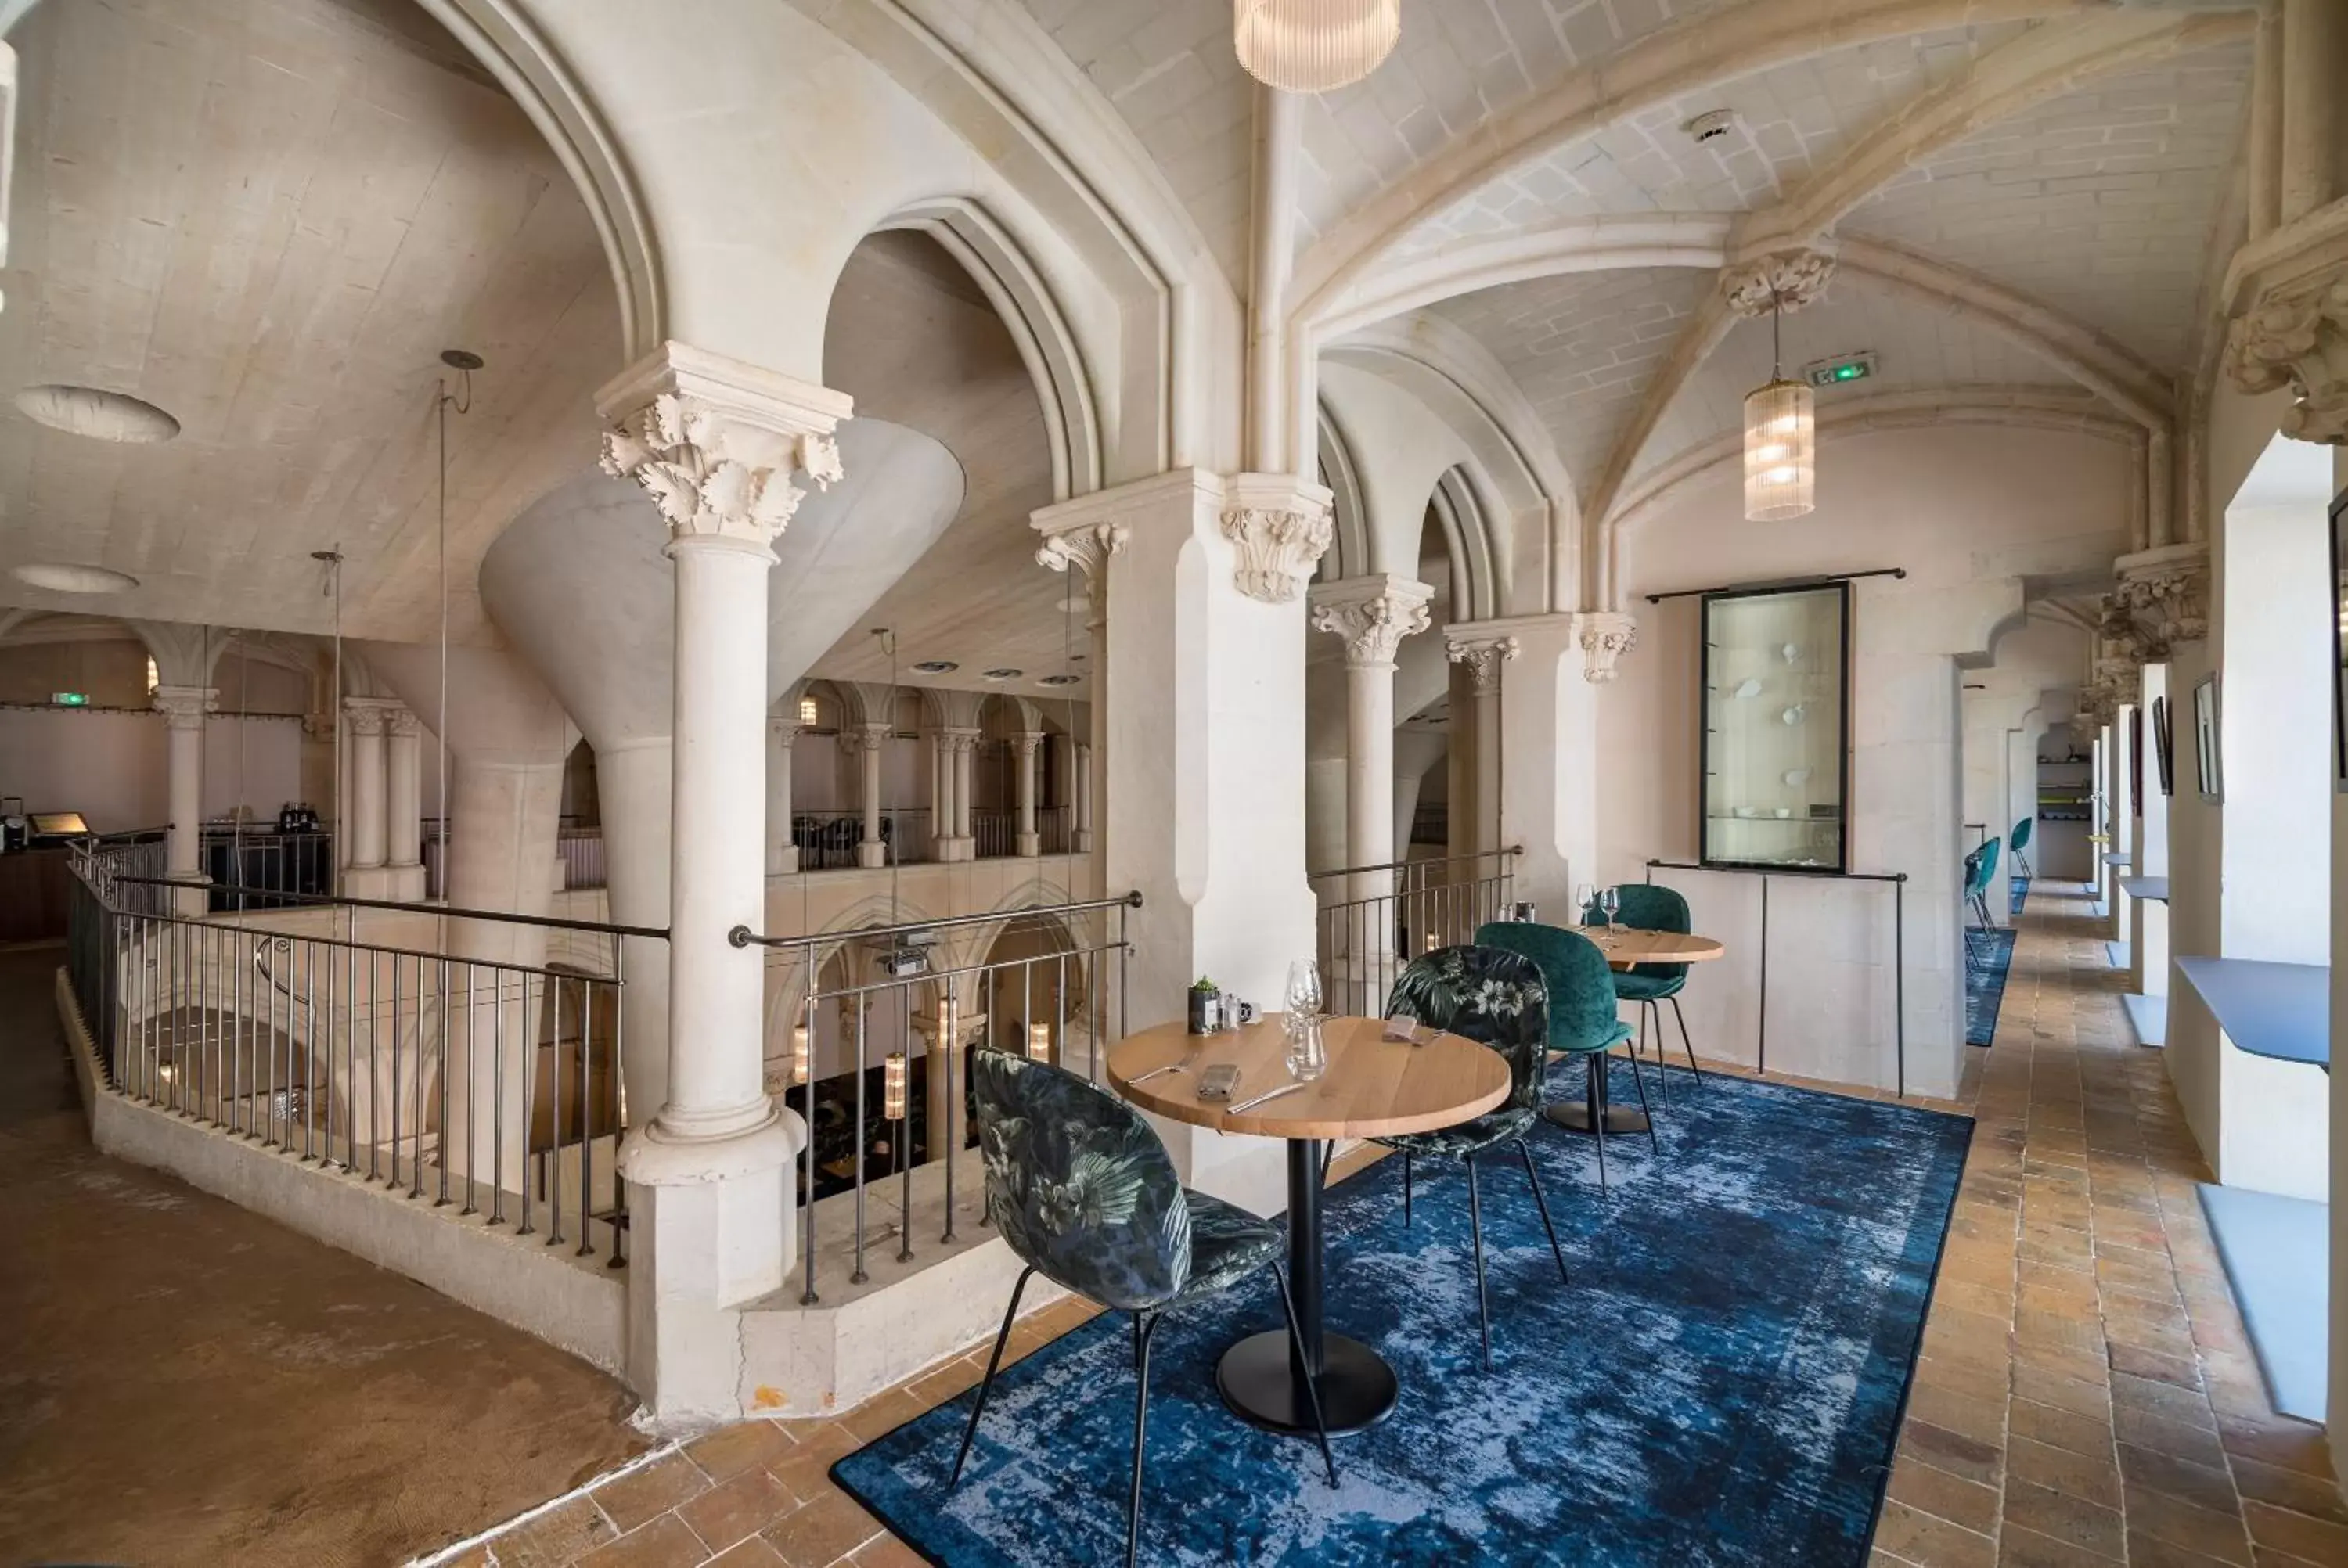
[0,944,646,1568]
[456,882,2348,1568]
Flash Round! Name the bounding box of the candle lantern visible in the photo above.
[1027,1021,1051,1062]
[883,1052,908,1120]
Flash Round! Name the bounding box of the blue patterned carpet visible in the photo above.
[2011,876,2029,917]
[1966,929,2018,1048]
[833,1063,1973,1566]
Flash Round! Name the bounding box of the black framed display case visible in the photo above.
[1700,579,1853,872]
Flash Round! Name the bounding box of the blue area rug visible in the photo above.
[2010,876,2029,917]
[834,1064,1974,1566]
[1966,929,2018,1047]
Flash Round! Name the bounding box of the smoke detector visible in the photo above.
[1684,110,1738,145]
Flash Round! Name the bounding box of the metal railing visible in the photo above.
[66,850,665,1266]
[201,828,335,912]
[732,890,1140,1304]
[556,827,607,890]
[790,808,933,870]
[970,805,1071,859]
[1309,847,1520,1019]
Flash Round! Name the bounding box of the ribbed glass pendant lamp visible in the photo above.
[1234,0,1400,92]
[1742,290,1815,522]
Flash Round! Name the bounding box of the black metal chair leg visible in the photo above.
[1645,1000,1671,1109]
[949,1264,1034,1487]
[1668,995,1702,1084]
[1270,1264,1338,1485]
[1401,1149,1413,1226]
[1514,1137,1568,1284]
[1465,1155,1492,1372]
[1622,1044,1662,1160]
[1587,1052,1608,1190]
[1128,1312,1158,1568]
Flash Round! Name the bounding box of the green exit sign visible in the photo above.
[1803,351,1878,388]
[52,692,90,707]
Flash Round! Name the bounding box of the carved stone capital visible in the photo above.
[385,707,423,738]
[152,685,215,730]
[1444,630,1521,696]
[2224,272,2348,444]
[1308,574,1434,667]
[1218,473,1334,604]
[594,342,855,552]
[302,711,336,740]
[841,723,889,757]
[1723,248,1837,318]
[2112,542,2210,652]
[1575,611,1639,684]
[1034,520,1129,584]
[771,717,800,748]
[945,728,982,757]
[1010,732,1046,761]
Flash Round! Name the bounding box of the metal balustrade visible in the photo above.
[790,808,934,870]
[66,846,662,1266]
[731,890,1140,1304]
[200,828,335,911]
[1308,847,1521,1020]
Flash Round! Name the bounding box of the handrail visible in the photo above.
[1645,858,1906,884]
[110,902,632,983]
[729,889,1142,949]
[1309,845,1522,882]
[107,872,668,941]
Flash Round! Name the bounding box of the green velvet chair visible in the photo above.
[1598,883,1704,1102]
[2011,815,2035,879]
[950,1052,1334,1565]
[1472,922,1653,1189]
[1374,945,1572,1371]
[1964,837,2002,966]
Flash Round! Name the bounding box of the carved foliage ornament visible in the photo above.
[1035,521,1129,582]
[600,392,844,548]
[1446,635,1521,695]
[1578,612,1638,684]
[1219,502,1333,604]
[2224,274,2348,445]
[2113,560,2208,651]
[1723,249,1837,318]
[1310,585,1431,667]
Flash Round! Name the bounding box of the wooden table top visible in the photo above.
[1105,1014,1511,1142]
[1567,926,1727,965]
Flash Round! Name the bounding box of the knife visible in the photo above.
[1226,1081,1306,1115]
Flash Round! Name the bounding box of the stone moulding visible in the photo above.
[1307,574,1435,666]
[2220,200,2348,446]
[1576,610,1638,683]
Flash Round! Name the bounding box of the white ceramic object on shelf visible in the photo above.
[1782,768,1811,787]
[1732,677,1763,699]
[1774,807,1792,818]
[1781,704,1805,726]
[1734,806,1757,818]
[1781,642,1799,664]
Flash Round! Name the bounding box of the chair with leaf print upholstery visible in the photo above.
[948,1050,1334,1566]
[1373,945,1572,1372]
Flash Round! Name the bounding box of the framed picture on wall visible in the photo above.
[2151,695,2174,797]
[2192,674,2222,803]
[2127,706,2142,816]
[2332,486,2348,789]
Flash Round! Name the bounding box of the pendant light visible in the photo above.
[1234,0,1399,92]
[1742,289,1814,522]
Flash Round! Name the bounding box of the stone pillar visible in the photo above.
[1013,732,1043,856]
[1073,740,1095,852]
[1033,469,1323,1216]
[299,710,337,826]
[766,717,799,875]
[848,724,888,869]
[343,698,390,894]
[2278,0,2341,226]
[950,730,979,858]
[930,728,952,862]
[153,685,214,918]
[1309,574,1434,904]
[384,707,426,901]
[1444,629,1521,858]
[598,342,847,1424]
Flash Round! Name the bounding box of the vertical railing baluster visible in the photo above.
[548,975,566,1246]
[851,994,870,1285]
[516,963,535,1235]
[438,958,452,1207]
[610,940,627,1267]
[578,980,596,1257]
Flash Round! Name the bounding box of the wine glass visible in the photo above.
[1575,881,1597,927]
[1598,886,1622,949]
[1284,1016,1328,1082]
[1284,958,1323,1034]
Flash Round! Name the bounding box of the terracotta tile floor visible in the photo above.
[456,883,2345,1568]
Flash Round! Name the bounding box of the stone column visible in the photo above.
[1037,520,1125,867]
[848,724,889,868]
[949,729,979,858]
[1013,732,1043,856]
[1309,575,1434,901]
[766,717,799,875]
[299,710,337,826]
[598,342,848,1423]
[1033,469,1324,1216]
[384,707,425,901]
[1073,740,1095,852]
[1444,629,1521,858]
[343,698,390,891]
[153,685,214,918]
[930,728,952,862]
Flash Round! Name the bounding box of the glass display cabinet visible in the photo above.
[1701,581,1851,872]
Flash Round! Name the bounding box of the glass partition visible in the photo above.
[1701,581,1850,872]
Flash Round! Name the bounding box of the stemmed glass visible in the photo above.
[1284,1016,1328,1082]
[1575,882,1597,926]
[1598,885,1622,951]
[1284,958,1323,1034]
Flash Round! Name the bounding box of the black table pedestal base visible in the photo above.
[1216,1330,1398,1437]
[1544,1102,1652,1135]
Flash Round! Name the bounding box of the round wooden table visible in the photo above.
[1551,925,1727,1135]
[1107,1013,1510,1437]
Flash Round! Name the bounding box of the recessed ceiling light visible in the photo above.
[15,385,180,444]
[1684,109,1738,144]
[1039,674,1081,687]
[911,660,959,674]
[11,562,139,594]
[981,667,1023,682]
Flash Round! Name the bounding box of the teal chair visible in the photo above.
[1601,883,1705,1102]
[1964,837,2002,965]
[2010,816,2035,880]
[1474,922,1653,1189]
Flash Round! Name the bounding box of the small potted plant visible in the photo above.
[1187,976,1222,1035]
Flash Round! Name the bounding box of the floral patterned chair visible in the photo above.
[949,1050,1334,1566]
[1373,944,1572,1372]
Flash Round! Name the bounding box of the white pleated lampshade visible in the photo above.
[883,1052,908,1120]
[1234,0,1401,92]
[1743,377,1816,522]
